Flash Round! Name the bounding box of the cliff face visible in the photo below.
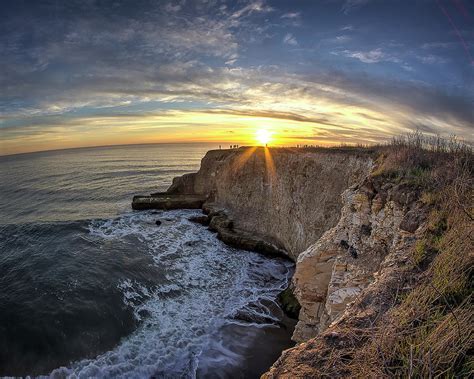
[168,148,373,260]
[292,176,426,341]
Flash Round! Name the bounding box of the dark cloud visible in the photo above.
[198,109,343,128]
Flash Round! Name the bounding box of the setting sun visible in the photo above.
[256,129,272,145]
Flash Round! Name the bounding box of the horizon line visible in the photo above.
[0,141,250,159]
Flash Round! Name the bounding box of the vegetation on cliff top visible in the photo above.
[267,132,473,378]
[349,133,473,377]
[352,134,472,377]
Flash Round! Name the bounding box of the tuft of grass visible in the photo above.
[413,239,427,266]
[420,191,437,205]
[427,209,447,236]
[372,131,472,192]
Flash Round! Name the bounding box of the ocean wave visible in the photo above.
[49,210,293,378]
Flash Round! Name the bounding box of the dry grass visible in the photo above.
[264,133,473,378]
[344,133,474,377]
[348,216,473,378]
[272,132,474,378]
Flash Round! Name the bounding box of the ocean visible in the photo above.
[0,144,295,378]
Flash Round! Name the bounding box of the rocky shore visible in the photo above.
[132,146,376,335]
[132,145,471,377]
[132,193,206,210]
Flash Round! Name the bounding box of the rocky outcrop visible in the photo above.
[142,147,391,340]
[193,206,288,258]
[131,194,206,210]
[291,177,427,341]
[262,188,428,378]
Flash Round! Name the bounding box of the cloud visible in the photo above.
[281,12,301,19]
[230,0,273,19]
[1,0,473,155]
[324,35,351,44]
[342,48,401,63]
[3,64,472,144]
[341,0,371,14]
[0,0,279,116]
[417,54,447,64]
[197,109,343,128]
[283,33,298,46]
[0,0,277,83]
[343,48,386,63]
[164,2,184,13]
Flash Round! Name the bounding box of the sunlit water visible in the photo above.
[0,144,295,378]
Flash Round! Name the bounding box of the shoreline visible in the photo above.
[131,172,302,376]
[131,143,473,377]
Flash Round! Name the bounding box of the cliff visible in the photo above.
[163,147,429,343]
[140,140,472,377]
[167,147,373,260]
[263,141,473,378]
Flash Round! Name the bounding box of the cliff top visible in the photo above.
[207,145,379,158]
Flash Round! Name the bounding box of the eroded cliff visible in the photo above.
[167,147,373,260]
[291,175,426,341]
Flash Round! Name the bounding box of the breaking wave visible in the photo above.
[49,210,293,378]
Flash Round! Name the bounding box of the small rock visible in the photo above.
[400,208,425,233]
[155,220,162,226]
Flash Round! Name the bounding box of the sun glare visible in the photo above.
[256,129,272,145]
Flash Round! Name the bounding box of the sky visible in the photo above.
[0,0,473,155]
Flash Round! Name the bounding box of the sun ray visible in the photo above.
[264,147,276,184]
[232,146,257,171]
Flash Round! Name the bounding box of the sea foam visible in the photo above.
[50,210,292,378]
